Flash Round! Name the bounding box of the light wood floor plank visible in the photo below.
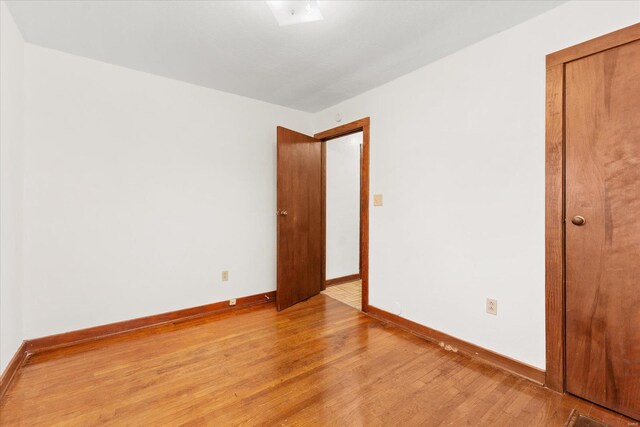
[0,294,636,426]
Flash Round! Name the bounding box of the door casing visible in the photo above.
[315,118,370,312]
[544,23,640,393]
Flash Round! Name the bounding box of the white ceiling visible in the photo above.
[6,0,564,112]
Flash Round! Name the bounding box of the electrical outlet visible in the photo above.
[486,298,498,315]
[229,298,236,306]
[222,271,229,281]
[373,194,383,206]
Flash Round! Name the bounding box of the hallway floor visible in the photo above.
[321,279,362,310]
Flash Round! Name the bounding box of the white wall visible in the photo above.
[21,45,312,339]
[313,1,640,369]
[326,132,361,280]
[5,0,639,371]
[0,1,25,371]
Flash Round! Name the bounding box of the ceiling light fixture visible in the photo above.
[267,1,323,26]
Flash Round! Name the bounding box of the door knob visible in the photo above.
[278,210,288,216]
[571,215,586,226]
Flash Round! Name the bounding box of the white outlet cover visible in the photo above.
[486,298,497,315]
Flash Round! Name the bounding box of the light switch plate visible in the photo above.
[222,271,229,282]
[373,194,383,206]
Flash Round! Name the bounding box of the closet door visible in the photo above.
[564,39,640,420]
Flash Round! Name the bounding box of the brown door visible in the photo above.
[276,127,323,311]
[565,40,640,419]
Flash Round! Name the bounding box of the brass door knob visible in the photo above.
[571,216,586,226]
[278,210,288,216]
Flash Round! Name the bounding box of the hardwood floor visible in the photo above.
[1,295,637,426]
[322,279,362,310]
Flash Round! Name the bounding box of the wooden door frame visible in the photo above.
[545,23,640,393]
[315,117,370,312]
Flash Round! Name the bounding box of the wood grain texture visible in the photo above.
[547,23,640,68]
[25,291,276,354]
[564,39,640,420]
[314,117,370,141]
[325,273,361,287]
[366,305,546,385]
[315,117,370,312]
[545,63,566,393]
[2,294,636,426]
[360,122,370,311]
[545,25,640,405]
[0,292,274,403]
[321,139,327,290]
[276,127,323,311]
[0,341,29,402]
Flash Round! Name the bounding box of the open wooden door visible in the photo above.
[276,127,323,311]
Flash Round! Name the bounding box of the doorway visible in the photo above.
[545,23,640,420]
[276,118,370,312]
[321,131,363,310]
[316,118,370,312]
